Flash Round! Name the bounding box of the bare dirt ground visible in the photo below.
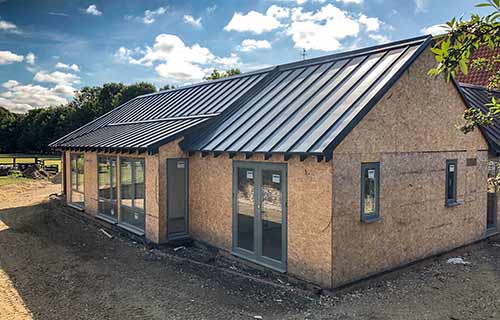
[1,180,500,319]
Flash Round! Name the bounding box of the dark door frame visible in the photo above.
[166,158,189,240]
[487,159,498,233]
[232,161,288,272]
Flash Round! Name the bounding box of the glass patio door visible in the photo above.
[233,162,287,271]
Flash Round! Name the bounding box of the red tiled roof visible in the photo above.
[456,45,500,86]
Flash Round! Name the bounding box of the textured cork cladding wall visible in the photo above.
[330,48,489,287]
[188,153,333,287]
[84,152,98,216]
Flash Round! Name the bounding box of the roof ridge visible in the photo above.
[134,35,431,101]
[277,35,431,71]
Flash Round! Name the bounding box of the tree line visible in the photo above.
[0,69,240,154]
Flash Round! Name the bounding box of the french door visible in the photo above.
[233,162,287,271]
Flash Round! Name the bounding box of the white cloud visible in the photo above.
[0,80,73,113]
[420,24,448,36]
[2,80,19,89]
[0,50,23,64]
[414,0,429,13]
[116,34,244,82]
[336,0,363,4]
[137,34,214,66]
[85,4,102,16]
[155,61,206,81]
[25,52,35,65]
[183,15,202,28]
[143,7,166,24]
[117,34,215,81]
[239,39,272,52]
[33,71,81,85]
[52,84,76,97]
[214,53,241,67]
[55,62,80,72]
[267,5,290,19]
[224,6,287,34]
[0,19,18,32]
[359,14,380,32]
[287,4,360,51]
[114,46,144,65]
[368,34,390,44]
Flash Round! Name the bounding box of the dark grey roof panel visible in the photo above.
[52,35,433,157]
[50,69,269,151]
[185,36,431,156]
[57,117,211,151]
[457,83,500,153]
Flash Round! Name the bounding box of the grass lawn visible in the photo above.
[0,175,31,186]
[0,154,61,168]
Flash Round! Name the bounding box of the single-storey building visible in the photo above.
[50,35,494,288]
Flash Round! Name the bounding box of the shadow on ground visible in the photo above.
[0,200,317,320]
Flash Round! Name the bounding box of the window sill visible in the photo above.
[445,201,461,208]
[96,213,117,225]
[361,216,383,224]
[67,203,84,211]
[117,223,145,236]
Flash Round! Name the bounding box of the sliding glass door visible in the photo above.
[233,162,287,271]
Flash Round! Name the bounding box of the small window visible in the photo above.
[445,159,458,206]
[361,162,380,221]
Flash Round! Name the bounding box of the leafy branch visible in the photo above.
[428,0,500,134]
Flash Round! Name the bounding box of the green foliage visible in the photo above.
[0,81,157,153]
[203,68,242,80]
[429,0,500,134]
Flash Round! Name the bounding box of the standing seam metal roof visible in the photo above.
[457,82,500,154]
[49,69,271,151]
[51,35,433,158]
[182,36,432,158]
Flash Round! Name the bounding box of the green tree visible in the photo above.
[428,0,500,133]
[203,68,241,80]
[113,82,156,107]
[0,81,158,153]
[0,107,19,153]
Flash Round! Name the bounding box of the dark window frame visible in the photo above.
[119,157,146,234]
[70,153,85,208]
[360,162,380,222]
[97,156,118,222]
[445,159,458,206]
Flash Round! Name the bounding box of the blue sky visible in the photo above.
[0,0,489,112]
